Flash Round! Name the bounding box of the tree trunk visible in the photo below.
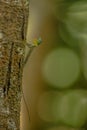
[0,0,29,130]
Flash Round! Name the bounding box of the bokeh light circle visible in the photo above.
[58,90,87,127]
[59,1,87,48]
[37,91,61,123]
[42,48,80,88]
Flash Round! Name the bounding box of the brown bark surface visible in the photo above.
[0,1,29,129]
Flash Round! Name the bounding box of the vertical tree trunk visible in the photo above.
[0,0,29,129]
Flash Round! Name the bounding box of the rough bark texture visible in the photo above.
[0,0,29,129]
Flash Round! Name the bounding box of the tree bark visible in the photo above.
[0,0,29,130]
